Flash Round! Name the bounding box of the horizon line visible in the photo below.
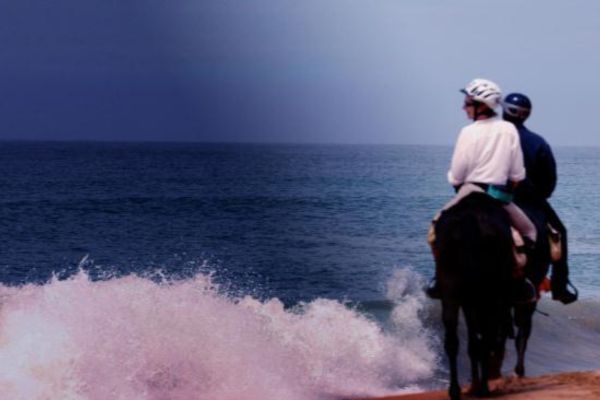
[0,138,595,149]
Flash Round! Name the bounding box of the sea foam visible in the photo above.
[0,269,436,400]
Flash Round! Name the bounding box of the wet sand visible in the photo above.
[361,371,600,400]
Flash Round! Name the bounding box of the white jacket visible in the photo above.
[447,117,525,187]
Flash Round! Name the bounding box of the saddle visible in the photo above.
[428,220,562,272]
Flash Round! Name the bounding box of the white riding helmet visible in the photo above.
[460,78,502,110]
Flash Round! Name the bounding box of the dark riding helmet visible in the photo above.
[502,93,532,124]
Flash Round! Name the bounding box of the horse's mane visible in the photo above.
[435,192,515,301]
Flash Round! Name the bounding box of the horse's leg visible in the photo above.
[488,308,509,380]
[443,300,461,400]
[463,305,489,397]
[479,345,491,397]
[488,343,504,380]
[478,306,502,397]
[513,301,536,377]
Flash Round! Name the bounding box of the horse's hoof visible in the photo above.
[449,384,461,400]
[467,384,491,398]
[478,386,491,397]
[515,364,525,377]
[488,361,503,380]
[488,370,502,380]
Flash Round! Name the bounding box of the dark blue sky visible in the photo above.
[1,1,200,141]
[2,1,600,144]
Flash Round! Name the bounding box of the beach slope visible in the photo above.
[362,371,600,400]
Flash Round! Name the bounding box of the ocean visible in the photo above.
[0,142,599,399]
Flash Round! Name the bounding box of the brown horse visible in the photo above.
[434,192,515,400]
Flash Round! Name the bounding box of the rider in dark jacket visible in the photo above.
[502,93,577,304]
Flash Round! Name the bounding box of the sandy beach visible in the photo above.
[362,371,600,400]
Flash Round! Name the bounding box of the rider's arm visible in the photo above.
[508,127,526,184]
[537,142,557,199]
[447,130,469,187]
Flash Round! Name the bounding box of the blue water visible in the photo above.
[1,142,600,398]
[0,143,443,301]
[2,142,598,300]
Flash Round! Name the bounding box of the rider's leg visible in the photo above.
[503,202,537,245]
[544,203,577,304]
[503,202,538,303]
[438,183,486,217]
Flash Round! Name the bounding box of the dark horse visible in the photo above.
[508,203,551,378]
[435,192,515,400]
[486,203,552,379]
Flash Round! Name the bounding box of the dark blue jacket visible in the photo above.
[514,124,557,206]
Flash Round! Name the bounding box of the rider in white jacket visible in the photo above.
[427,78,537,299]
[444,78,536,244]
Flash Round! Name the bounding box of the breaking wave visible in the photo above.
[0,268,437,400]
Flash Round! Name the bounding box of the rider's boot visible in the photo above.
[551,278,578,304]
[426,277,442,299]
